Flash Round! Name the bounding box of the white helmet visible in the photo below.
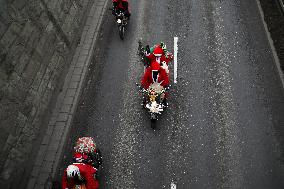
[66,165,80,179]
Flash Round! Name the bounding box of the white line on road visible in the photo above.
[174,37,178,84]
[171,182,177,189]
[256,0,284,88]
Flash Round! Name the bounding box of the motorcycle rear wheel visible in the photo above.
[151,119,157,129]
[119,26,125,40]
[150,113,157,129]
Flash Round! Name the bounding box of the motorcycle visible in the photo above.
[114,10,128,40]
[137,82,169,129]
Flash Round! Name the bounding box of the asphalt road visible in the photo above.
[54,0,284,188]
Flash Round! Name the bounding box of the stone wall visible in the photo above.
[0,0,93,187]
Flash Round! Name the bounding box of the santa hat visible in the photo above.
[153,46,164,57]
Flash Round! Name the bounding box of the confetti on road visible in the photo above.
[171,182,177,189]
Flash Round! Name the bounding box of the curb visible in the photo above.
[276,0,284,15]
[256,0,284,89]
[26,0,110,188]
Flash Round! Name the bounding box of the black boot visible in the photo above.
[163,98,168,107]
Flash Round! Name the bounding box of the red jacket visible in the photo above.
[62,163,99,189]
[141,67,169,89]
[113,0,129,10]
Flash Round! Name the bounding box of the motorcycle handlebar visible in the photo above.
[136,83,171,93]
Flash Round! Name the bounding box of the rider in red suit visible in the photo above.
[141,61,169,89]
[112,0,131,18]
[62,163,99,189]
[146,45,173,74]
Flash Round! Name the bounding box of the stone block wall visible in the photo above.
[0,0,93,187]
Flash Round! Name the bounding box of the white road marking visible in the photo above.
[256,0,284,88]
[171,182,177,189]
[174,37,178,84]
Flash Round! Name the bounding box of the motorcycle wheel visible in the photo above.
[151,119,157,129]
[150,113,157,129]
[119,26,125,40]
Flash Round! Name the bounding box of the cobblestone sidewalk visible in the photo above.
[26,0,109,188]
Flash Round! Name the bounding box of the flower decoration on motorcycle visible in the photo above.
[74,137,96,154]
[150,95,156,102]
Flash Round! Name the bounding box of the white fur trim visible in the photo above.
[161,61,169,73]
[154,54,162,57]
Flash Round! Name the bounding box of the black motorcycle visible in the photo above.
[114,10,128,40]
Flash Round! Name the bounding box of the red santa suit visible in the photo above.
[112,0,131,16]
[62,163,99,189]
[141,61,169,89]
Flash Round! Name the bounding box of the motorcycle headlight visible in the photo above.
[117,19,122,24]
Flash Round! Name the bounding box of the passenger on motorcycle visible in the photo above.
[145,43,173,74]
[112,0,131,18]
[62,163,99,189]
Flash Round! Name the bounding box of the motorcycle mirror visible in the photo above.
[165,86,170,91]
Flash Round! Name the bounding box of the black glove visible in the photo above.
[145,45,150,54]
